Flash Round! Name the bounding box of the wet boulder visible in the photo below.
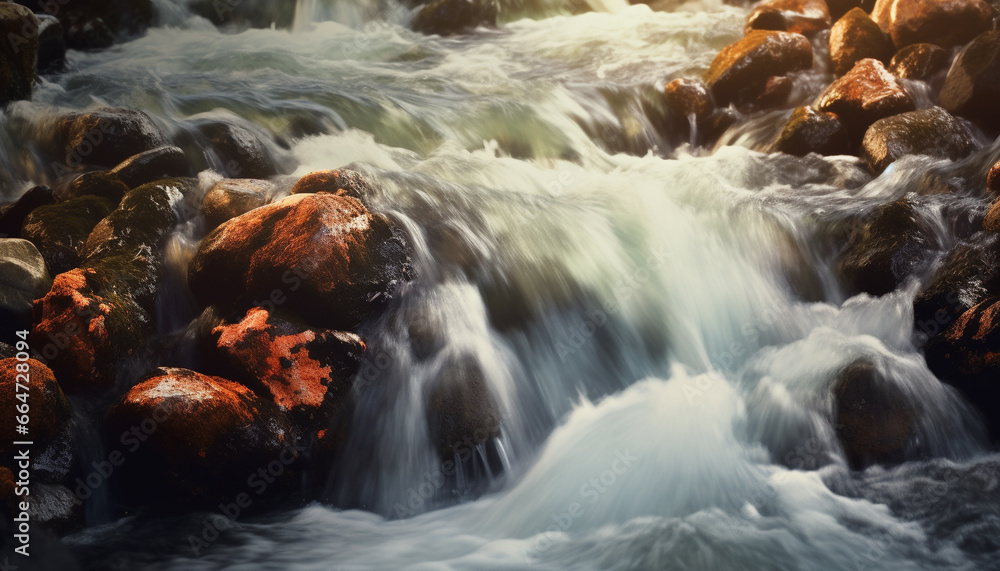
[110,146,190,189]
[195,121,279,179]
[939,31,1000,131]
[21,195,115,275]
[861,107,975,173]
[412,0,499,36]
[15,0,154,48]
[188,193,412,330]
[662,78,731,146]
[988,161,1000,194]
[704,30,813,107]
[664,77,715,119]
[888,43,950,80]
[827,0,878,19]
[829,8,893,77]
[210,307,365,436]
[62,171,129,202]
[871,0,991,49]
[0,358,75,483]
[290,169,376,200]
[188,0,297,29]
[58,108,168,169]
[0,239,51,330]
[0,185,55,239]
[924,298,1000,440]
[836,200,929,296]
[771,106,852,156]
[200,178,273,229]
[105,367,295,505]
[36,14,65,73]
[31,181,185,392]
[986,199,1000,230]
[832,359,915,468]
[817,58,915,141]
[426,354,502,459]
[0,3,38,105]
[745,0,832,35]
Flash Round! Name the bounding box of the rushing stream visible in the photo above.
[3,0,1000,569]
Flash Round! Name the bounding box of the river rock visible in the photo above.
[110,146,190,190]
[426,353,501,459]
[59,108,168,169]
[939,31,1000,131]
[31,181,185,392]
[21,195,115,275]
[987,161,1000,194]
[924,298,1000,440]
[0,185,55,238]
[200,178,273,229]
[105,367,295,505]
[704,30,813,106]
[745,0,832,35]
[771,106,852,156]
[817,58,915,141]
[290,169,376,200]
[888,43,949,80]
[188,193,412,330]
[62,171,129,202]
[871,0,991,49]
[0,239,51,330]
[861,107,974,173]
[913,233,1000,341]
[15,0,154,47]
[210,307,365,436]
[827,0,877,19]
[832,359,915,468]
[0,3,38,105]
[412,0,499,36]
[836,200,928,296]
[188,0,297,29]
[829,8,893,76]
[196,121,279,179]
[36,14,65,73]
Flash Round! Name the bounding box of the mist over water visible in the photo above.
[4,0,1000,569]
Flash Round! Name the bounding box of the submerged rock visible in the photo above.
[187,0,297,29]
[703,30,813,107]
[195,121,279,180]
[940,31,1000,131]
[861,107,974,173]
[771,106,852,156]
[925,299,1000,440]
[0,4,39,105]
[58,108,168,169]
[817,58,915,141]
[871,0,991,49]
[888,43,950,80]
[836,200,928,296]
[412,0,499,36]
[745,0,832,35]
[189,193,412,330]
[110,146,190,189]
[290,169,376,200]
[21,195,115,275]
[0,239,51,330]
[426,354,502,459]
[829,8,893,76]
[832,359,915,468]
[200,178,273,229]
[105,367,294,505]
[210,307,364,431]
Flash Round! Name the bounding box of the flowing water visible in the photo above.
[3,0,1000,569]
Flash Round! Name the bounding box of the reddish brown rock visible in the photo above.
[888,43,950,80]
[833,359,915,468]
[58,108,168,169]
[105,367,294,505]
[987,162,1000,195]
[827,0,877,20]
[211,307,364,431]
[939,31,1000,131]
[663,78,714,121]
[871,0,992,49]
[746,0,832,35]
[771,106,852,156]
[925,299,1000,440]
[188,193,412,330]
[985,200,1000,231]
[752,75,794,109]
[861,107,974,173]
[200,178,273,229]
[289,169,375,200]
[817,58,915,140]
[703,30,813,107]
[830,8,894,76]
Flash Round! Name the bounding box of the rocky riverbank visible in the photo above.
[0,0,999,554]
